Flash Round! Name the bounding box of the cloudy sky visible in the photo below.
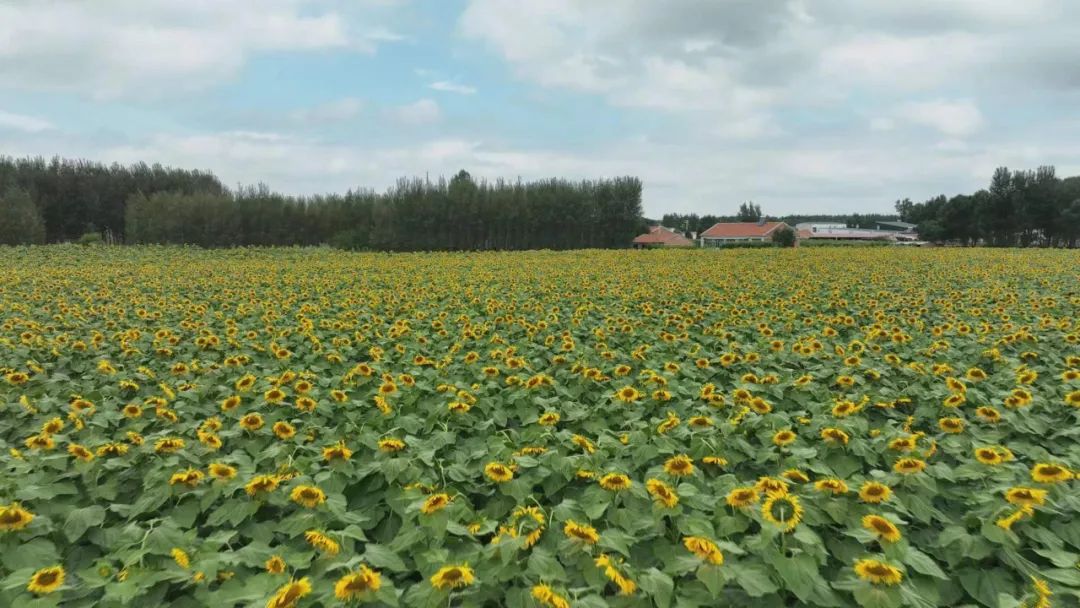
[2,0,1079,216]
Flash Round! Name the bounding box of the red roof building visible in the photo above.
[632,226,694,248]
[698,221,789,246]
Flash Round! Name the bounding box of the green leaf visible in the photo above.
[853,585,903,608]
[696,564,728,597]
[729,563,778,597]
[527,548,567,581]
[772,553,819,602]
[959,568,1016,608]
[0,539,57,570]
[903,548,948,580]
[638,568,674,608]
[64,505,106,542]
[364,544,408,571]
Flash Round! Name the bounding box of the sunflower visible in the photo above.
[615,386,641,403]
[966,367,987,381]
[996,504,1036,531]
[97,442,130,457]
[599,473,633,491]
[41,417,64,434]
[782,469,810,484]
[888,436,918,452]
[266,577,311,608]
[264,388,286,403]
[531,584,571,608]
[421,493,451,515]
[594,554,636,595]
[943,393,966,408]
[893,458,927,475]
[726,487,760,508]
[154,437,185,453]
[295,397,316,413]
[68,443,95,462]
[208,463,237,480]
[702,455,727,467]
[854,559,903,585]
[646,478,679,508]
[814,478,849,495]
[484,462,514,483]
[265,555,287,574]
[946,377,967,393]
[333,565,382,600]
[938,417,965,433]
[24,434,54,451]
[683,536,724,565]
[27,565,65,595]
[239,413,264,431]
[220,395,241,411]
[170,468,204,488]
[272,421,296,440]
[0,503,34,531]
[430,564,475,590]
[171,547,191,569]
[761,494,803,532]
[245,475,280,496]
[688,415,714,428]
[821,428,850,445]
[1031,463,1073,484]
[1065,390,1080,407]
[772,429,797,446]
[538,412,560,426]
[290,485,326,508]
[1004,487,1047,506]
[862,515,902,543]
[656,413,680,435]
[563,520,600,544]
[305,530,340,555]
[858,482,892,504]
[975,406,1001,423]
[663,455,694,477]
[323,441,352,462]
[754,476,789,497]
[974,447,1005,465]
[749,397,772,414]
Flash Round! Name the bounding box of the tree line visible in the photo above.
[658,208,901,237]
[1,156,644,250]
[895,166,1080,247]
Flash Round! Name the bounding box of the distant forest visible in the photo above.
[2,156,1078,248]
[0,156,642,250]
[659,166,1080,247]
[894,167,1080,247]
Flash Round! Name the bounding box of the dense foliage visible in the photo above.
[126,172,644,251]
[0,156,225,243]
[1,246,1078,608]
[0,158,643,251]
[0,187,46,246]
[896,167,1080,247]
[658,213,905,238]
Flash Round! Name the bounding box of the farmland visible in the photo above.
[1,246,1079,608]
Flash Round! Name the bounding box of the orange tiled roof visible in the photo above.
[700,222,786,238]
[633,226,694,246]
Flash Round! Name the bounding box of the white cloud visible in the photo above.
[388,99,442,125]
[429,81,477,95]
[896,100,985,138]
[0,109,55,133]
[0,1,397,98]
[290,98,364,124]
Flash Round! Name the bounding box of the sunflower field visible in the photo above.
[1,245,1079,608]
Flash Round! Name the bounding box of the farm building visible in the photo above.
[875,220,918,233]
[632,226,694,248]
[698,221,790,246]
[795,222,920,242]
